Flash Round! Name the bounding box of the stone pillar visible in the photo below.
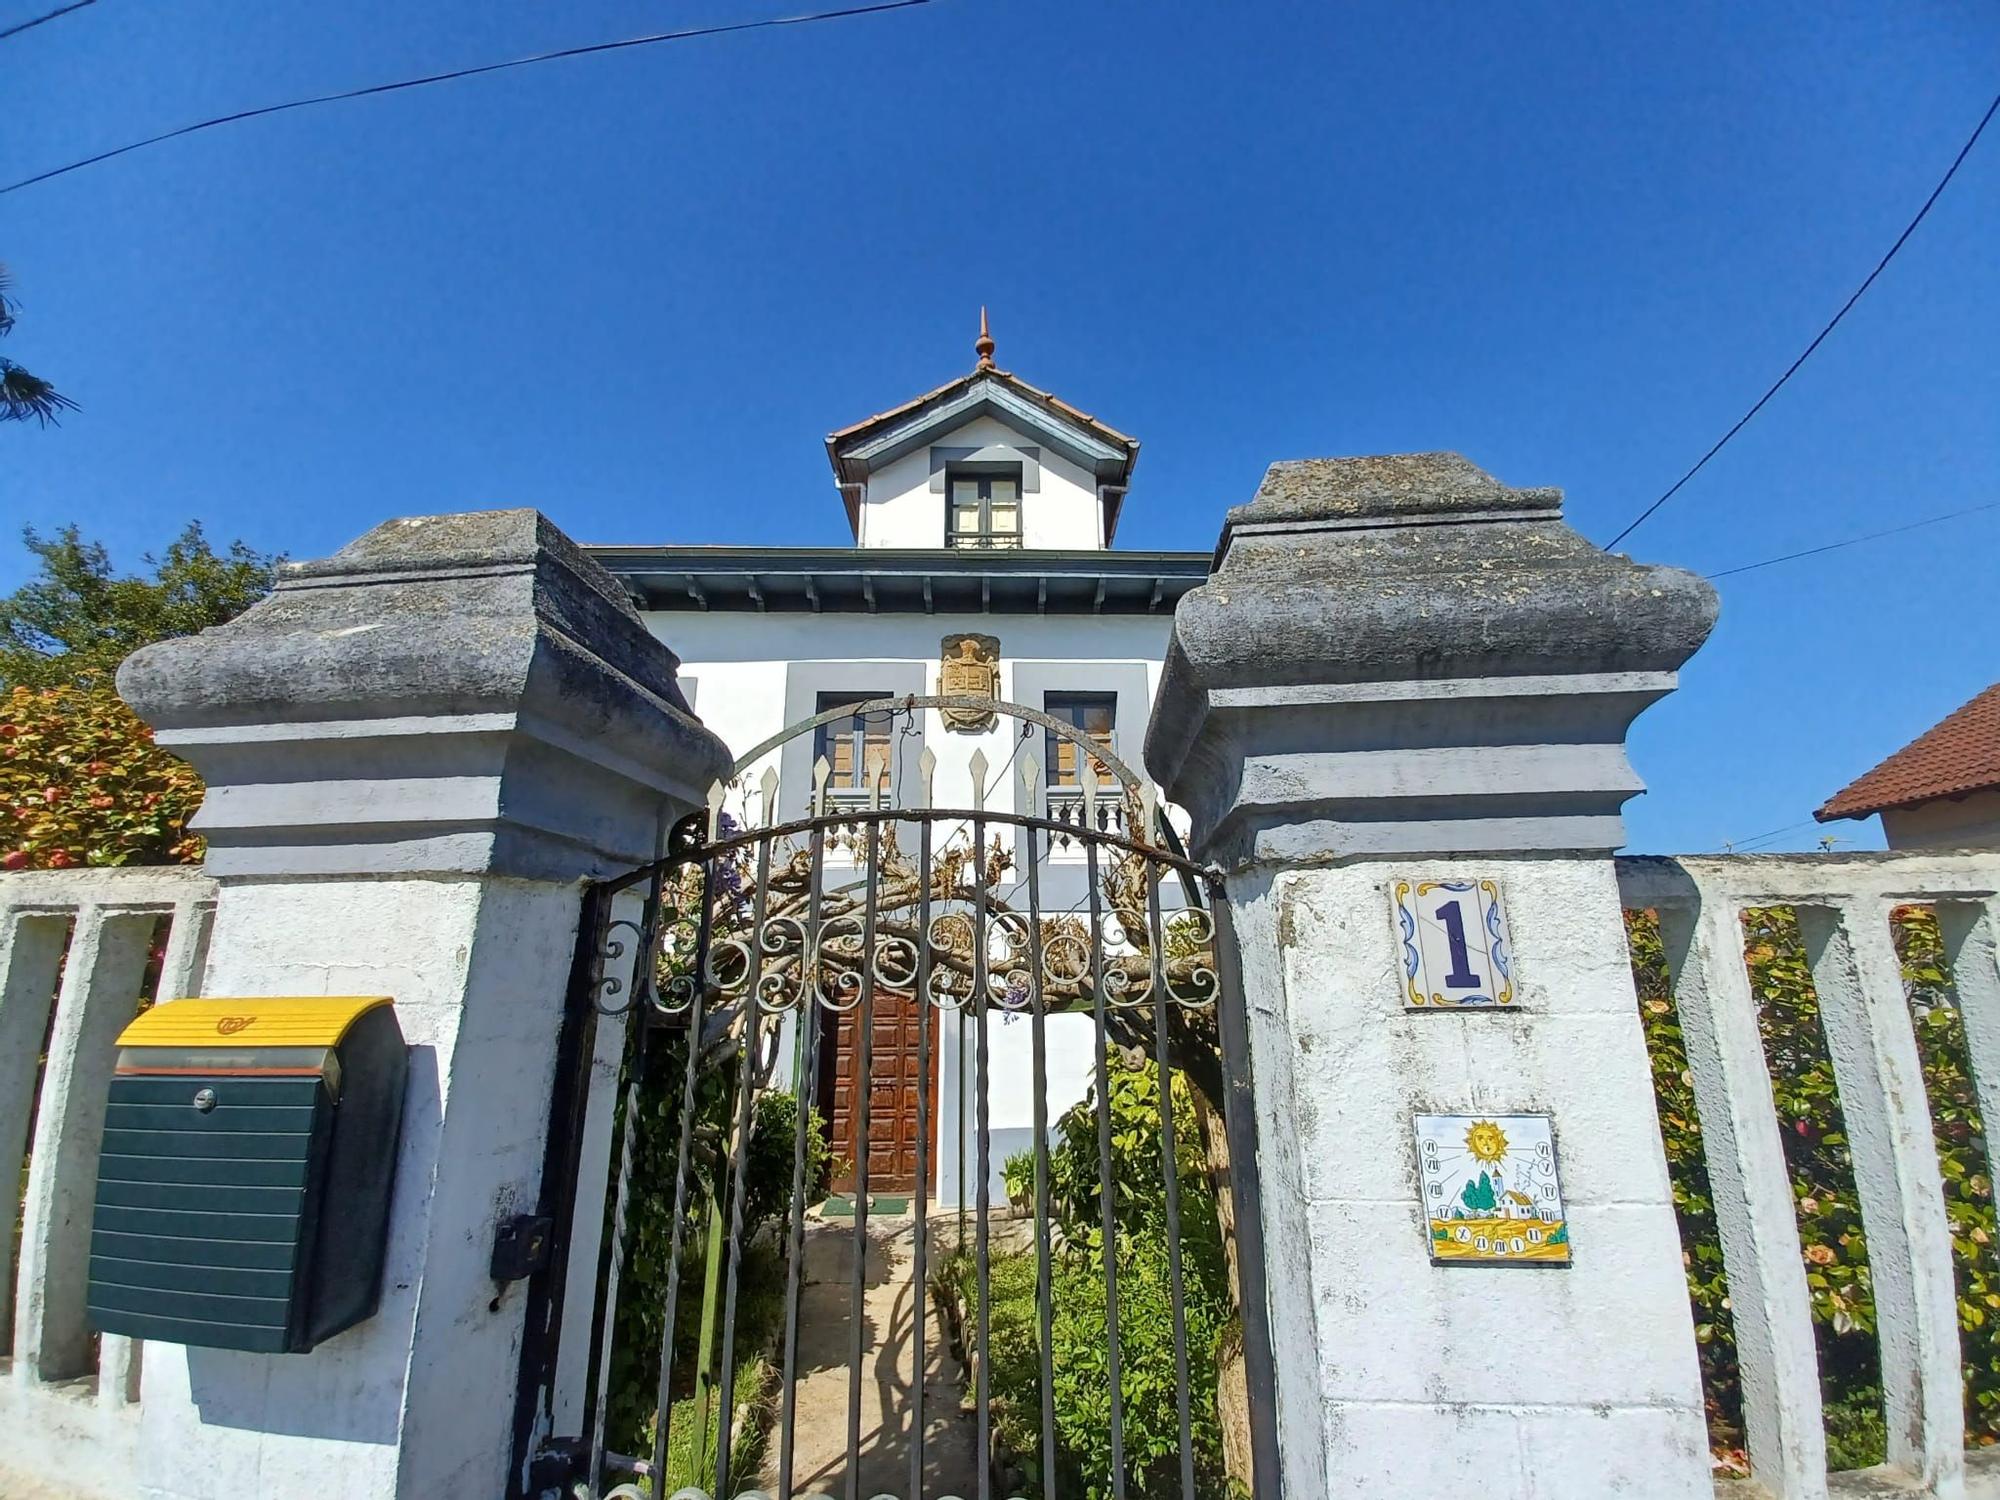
[116,510,732,1500]
[1145,454,1718,1498]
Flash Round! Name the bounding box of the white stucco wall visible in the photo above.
[654,609,1171,813]
[1881,788,2000,850]
[856,414,1106,550]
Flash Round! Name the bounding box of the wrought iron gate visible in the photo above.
[514,697,1278,1500]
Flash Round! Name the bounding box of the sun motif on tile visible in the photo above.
[1464,1119,1510,1166]
[1415,1113,1570,1266]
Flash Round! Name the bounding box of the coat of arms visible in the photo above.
[939,633,1000,731]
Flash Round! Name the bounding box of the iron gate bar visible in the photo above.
[909,813,934,1500]
[1025,833,1059,1500]
[847,816,881,1500]
[639,855,718,1493]
[1085,834,1129,1500]
[774,819,828,1500]
[713,832,775,1497]
[1148,859,1199,1497]
[973,804,993,1500]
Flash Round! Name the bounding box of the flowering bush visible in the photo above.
[1630,904,1998,1471]
[0,683,205,870]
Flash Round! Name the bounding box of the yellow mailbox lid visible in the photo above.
[115,996,394,1051]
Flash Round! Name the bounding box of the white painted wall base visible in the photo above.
[0,1378,139,1500]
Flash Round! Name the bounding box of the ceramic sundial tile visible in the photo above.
[1414,1113,1569,1266]
[1392,877,1515,1007]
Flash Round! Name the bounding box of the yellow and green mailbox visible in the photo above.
[87,996,407,1354]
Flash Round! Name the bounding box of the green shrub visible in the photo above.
[952,1057,1234,1499]
[1,684,206,868]
[602,1049,828,1459]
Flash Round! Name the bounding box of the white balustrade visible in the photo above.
[1620,851,2000,1500]
[1043,783,1126,851]
[0,865,215,1498]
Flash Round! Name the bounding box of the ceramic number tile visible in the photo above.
[1392,877,1515,1008]
[1414,1113,1569,1266]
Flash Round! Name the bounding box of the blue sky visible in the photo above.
[4,0,1995,854]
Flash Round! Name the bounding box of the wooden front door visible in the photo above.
[820,988,935,1195]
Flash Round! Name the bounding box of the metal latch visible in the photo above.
[490,1214,553,1282]
[526,1438,585,1493]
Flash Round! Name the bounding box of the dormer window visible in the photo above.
[946,469,1022,550]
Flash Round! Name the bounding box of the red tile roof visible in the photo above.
[1817,682,2000,821]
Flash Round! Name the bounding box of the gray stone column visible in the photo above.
[1146,454,1718,1498]
[116,510,732,1500]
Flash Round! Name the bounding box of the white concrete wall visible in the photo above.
[1882,788,2000,850]
[857,414,1105,550]
[133,874,584,1500]
[1241,855,1711,1498]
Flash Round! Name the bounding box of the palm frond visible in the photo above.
[0,359,79,425]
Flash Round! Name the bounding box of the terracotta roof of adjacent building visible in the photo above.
[1817,682,2000,821]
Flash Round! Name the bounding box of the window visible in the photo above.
[946,470,1023,550]
[813,692,893,796]
[1044,693,1117,785]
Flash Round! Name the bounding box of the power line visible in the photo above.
[1603,89,2000,552]
[1709,819,1818,854]
[1706,497,2000,580]
[0,0,95,43]
[1,0,933,196]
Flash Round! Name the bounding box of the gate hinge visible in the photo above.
[491,1214,554,1283]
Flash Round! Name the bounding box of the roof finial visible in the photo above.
[974,306,996,368]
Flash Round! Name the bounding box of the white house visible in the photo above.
[584,316,1208,1206]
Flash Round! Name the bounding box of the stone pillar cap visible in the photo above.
[1162,453,1716,708]
[1144,453,1719,863]
[1219,451,1563,546]
[119,508,732,879]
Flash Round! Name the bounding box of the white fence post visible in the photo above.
[154,892,215,1006]
[0,869,217,1499]
[1936,895,2000,1193]
[1796,900,1965,1497]
[1655,890,1829,1500]
[0,909,69,1347]
[13,905,156,1384]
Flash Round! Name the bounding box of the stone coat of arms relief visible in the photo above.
[938,633,1000,731]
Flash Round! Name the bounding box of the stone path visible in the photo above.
[761,1215,979,1500]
